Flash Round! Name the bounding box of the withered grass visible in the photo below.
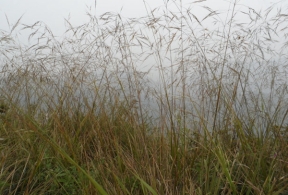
[0,1,288,194]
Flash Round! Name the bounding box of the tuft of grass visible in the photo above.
[0,0,288,194]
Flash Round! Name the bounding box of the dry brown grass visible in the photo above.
[0,0,288,194]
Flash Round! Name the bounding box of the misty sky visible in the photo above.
[0,0,287,125]
[0,0,284,37]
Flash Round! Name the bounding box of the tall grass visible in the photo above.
[0,0,288,194]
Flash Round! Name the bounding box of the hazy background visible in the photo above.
[0,0,284,38]
[1,0,288,130]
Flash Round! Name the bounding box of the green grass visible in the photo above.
[0,0,288,194]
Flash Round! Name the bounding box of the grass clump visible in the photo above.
[0,0,288,194]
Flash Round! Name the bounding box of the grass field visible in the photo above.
[0,0,288,194]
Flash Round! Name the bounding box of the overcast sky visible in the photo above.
[0,0,287,118]
[0,0,284,37]
[0,0,287,72]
